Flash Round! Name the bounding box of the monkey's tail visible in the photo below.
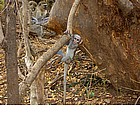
[63,63,68,105]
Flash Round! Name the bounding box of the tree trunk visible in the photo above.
[5,0,20,104]
[47,0,140,91]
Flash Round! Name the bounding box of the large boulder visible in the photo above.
[47,0,140,91]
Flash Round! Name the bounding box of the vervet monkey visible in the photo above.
[29,1,55,38]
[61,34,82,64]
[61,34,82,104]
[29,1,38,17]
[29,1,45,37]
[46,0,55,13]
[36,1,49,19]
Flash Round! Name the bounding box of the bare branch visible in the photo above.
[22,0,33,69]
[0,18,4,45]
[66,0,81,34]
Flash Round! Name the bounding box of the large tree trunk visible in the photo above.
[4,0,20,104]
[47,0,140,91]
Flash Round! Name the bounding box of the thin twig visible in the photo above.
[47,75,63,87]
[121,86,140,93]
[130,78,140,84]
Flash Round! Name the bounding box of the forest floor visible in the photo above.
[0,35,139,105]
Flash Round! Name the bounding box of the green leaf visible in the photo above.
[89,91,94,98]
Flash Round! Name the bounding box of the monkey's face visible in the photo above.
[42,4,48,10]
[48,0,55,5]
[73,34,81,45]
[38,1,48,11]
[29,1,37,12]
[43,4,48,10]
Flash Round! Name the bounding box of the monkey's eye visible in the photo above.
[42,4,47,9]
[74,38,80,42]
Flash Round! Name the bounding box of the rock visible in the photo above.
[48,0,140,91]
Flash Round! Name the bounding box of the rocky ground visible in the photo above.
[0,35,139,105]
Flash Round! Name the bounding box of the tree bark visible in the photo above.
[47,0,140,91]
[0,18,4,44]
[5,0,20,104]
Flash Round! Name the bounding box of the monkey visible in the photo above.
[35,0,55,16]
[29,1,49,38]
[29,1,49,22]
[30,14,49,37]
[28,1,41,37]
[61,34,82,104]
[61,34,82,64]
[29,1,38,17]
[29,1,56,38]
[46,0,55,13]
[35,1,49,19]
